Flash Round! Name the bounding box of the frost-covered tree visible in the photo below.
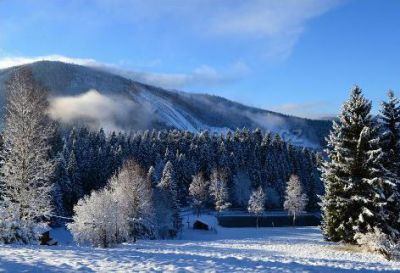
[147,166,157,187]
[158,161,182,237]
[209,169,231,213]
[379,90,400,175]
[68,189,128,248]
[321,86,389,242]
[68,160,155,247]
[248,187,266,228]
[109,160,156,241]
[378,90,400,239]
[284,175,308,225]
[355,227,400,261]
[189,172,209,217]
[148,166,168,238]
[0,69,55,243]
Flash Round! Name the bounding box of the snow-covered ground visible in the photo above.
[1,214,399,272]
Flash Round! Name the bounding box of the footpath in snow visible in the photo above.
[0,214,400,272]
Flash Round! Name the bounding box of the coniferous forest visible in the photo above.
[55,124,323,216]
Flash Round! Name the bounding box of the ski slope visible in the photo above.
[0,214,399,272]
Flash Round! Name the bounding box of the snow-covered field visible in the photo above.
[1,214,399,272]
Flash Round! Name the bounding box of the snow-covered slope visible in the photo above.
[0,61,332,148]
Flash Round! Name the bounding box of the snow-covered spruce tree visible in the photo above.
[189,172,209,217]
[284,175,308,225]
[378,90,400,239]
[147,166,157,187]
[157,161,182,238]
[109,160,156,241]
[248,187,266,228]
[209,168,231,214]
[320,86,389,243]
[379,90,400,175]
[0,69,55,244]
[68,189,128,248]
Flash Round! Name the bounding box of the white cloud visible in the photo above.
[208,0,343,60]
[90,0,344,60]
[48,89,155,131]
[211,1,330,33]
[110,61,250,89]
[49,89,122,122]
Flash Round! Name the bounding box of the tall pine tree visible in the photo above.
[379,90,400,176]
[378,90,400,239]
[321,86,389,243]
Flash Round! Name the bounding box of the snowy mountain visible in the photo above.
[0,61,332,148]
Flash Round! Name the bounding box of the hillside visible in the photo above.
[0,61,332,148]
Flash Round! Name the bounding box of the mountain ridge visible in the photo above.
[0,61,332,148]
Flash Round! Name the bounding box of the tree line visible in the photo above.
[55,121,322,217]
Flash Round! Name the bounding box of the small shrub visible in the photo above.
[355,228,400,261]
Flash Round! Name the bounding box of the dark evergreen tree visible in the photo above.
[379,90,400,176]
[378,90,400,239]
[52,152,72,220]
[321,86,389,243]
[67,149,82,204]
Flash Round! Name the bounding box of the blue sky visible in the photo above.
[0,0,399,118]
